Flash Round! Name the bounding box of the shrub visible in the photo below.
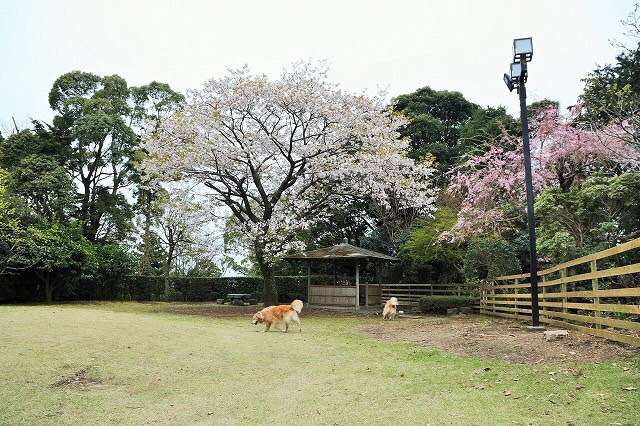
[419,295,476,314]
[275,276,308,303]
[120,276,306,303]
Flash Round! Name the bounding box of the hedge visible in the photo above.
[121,275,309,303]
[418,295,476,314]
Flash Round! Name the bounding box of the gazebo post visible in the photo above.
[377,260,382,308]
[307,262,311,305]
[365,279,369,309]
[355,261,360,311]
[364,262,370,309]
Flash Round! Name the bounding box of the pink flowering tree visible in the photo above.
[532,105,640,191]
[141,62,436,305]
[445,105,640,242]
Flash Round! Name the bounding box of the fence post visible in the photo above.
[591,259,601,330]
[409,284,412,305]
[541,273,546,318]
[491,281,496,314]
[514,278,519,318]
[561,268,568,315]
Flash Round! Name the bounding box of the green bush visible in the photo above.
[275,276,308,303]
[120,275,307,303]
[173,276,262,301]
[123,275,163,301]
[418,295,476,314]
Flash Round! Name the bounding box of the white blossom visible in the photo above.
[141,61,437,267]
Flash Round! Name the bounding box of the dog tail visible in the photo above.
[290,299,303,314]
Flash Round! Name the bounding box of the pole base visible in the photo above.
[526,326,546,332]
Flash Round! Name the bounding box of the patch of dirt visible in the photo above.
[357,314,640,366]
[51,367,102,390]
[165,304,640,366]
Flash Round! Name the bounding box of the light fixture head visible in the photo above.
[513,37,533,62]
[503,73,514,92]
[510,62,527,83]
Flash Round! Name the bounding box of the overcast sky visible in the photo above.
[1,0,637,133]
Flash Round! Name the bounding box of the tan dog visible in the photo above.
[382,297,399,320]
[251,299,303,332]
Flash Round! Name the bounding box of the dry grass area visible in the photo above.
[2,302,638,426]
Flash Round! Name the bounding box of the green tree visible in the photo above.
[536,172,640,263]
[89,242,136,300]
[48,71,185,242]
[393,87,477,185]
[463,238,521,282]
[130,82,185,276]
[21,221,96,303]
[458,106,519,154]
[48,71,138,241]
[581,48,640,126]
[130,81,186,132]
[579,5,640,149]
[7,155,75,221]
[0,127,75,222]
[397,206,464,283]
[0,169,27,275]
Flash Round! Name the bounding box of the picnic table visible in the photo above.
[224,293,257,305]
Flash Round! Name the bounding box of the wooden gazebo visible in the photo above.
[283,239,399,310]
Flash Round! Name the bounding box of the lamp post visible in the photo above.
[503,37,540,328]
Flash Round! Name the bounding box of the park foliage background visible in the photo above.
[0,6,639,304]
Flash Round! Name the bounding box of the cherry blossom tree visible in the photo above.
[142,61,436,305]
[444,105,640,241]
[533,105,640,190]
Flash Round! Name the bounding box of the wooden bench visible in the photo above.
[225,294,257,305]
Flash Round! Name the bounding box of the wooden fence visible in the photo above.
[382,283,477,307]
[481,238,640,346]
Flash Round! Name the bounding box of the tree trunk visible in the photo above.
[34,269,56,304]
[139,191,153,275]
[259,261,278,307]
[35,270,54,304]
[254,240,278,306]
[164,244,175,300]
[45,276,53,304]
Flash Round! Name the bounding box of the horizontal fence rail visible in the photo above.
[381,283,477,306]
[481,238,640,346]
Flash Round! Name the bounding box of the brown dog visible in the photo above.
[251,299,303,332]
[382,297,398,320]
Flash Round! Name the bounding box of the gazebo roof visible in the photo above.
[283,239,399,262]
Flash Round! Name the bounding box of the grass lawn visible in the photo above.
[0,302,638,425]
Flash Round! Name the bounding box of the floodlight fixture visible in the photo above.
[510,61,527,84]
[513,37,533,62]
[503,73,514,92]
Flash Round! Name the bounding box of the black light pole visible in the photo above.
[504,37,540,327]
